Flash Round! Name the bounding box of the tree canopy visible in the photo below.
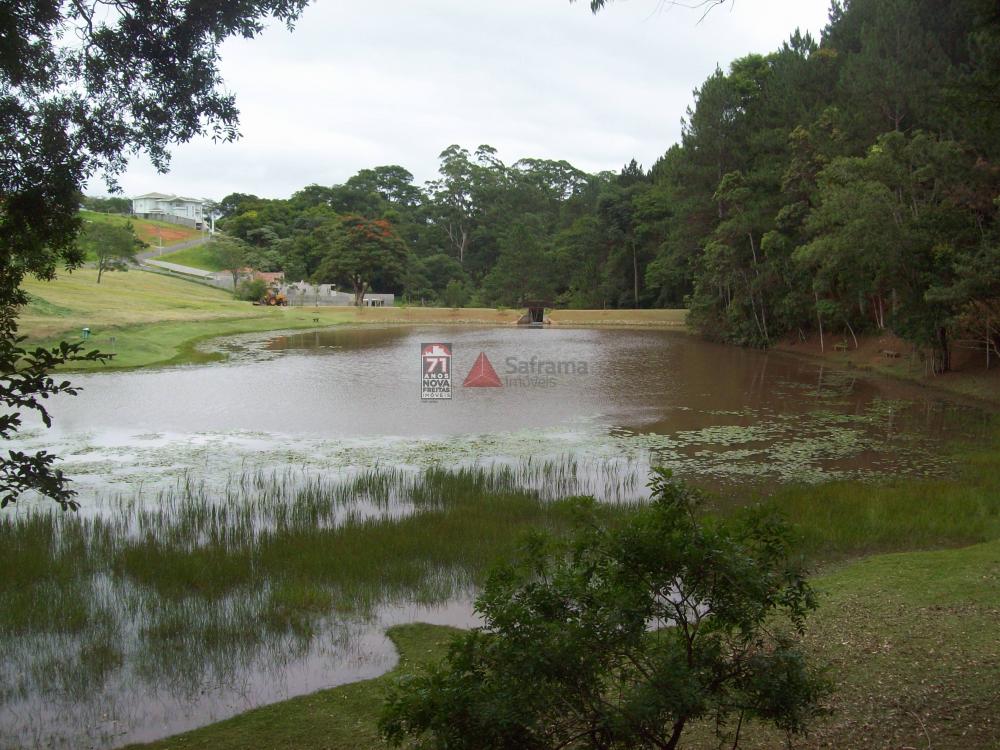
[78,221,144,283]
[210,0,1000,370]
[312,215,409,306]
[381,472,827,749]
[1,0,312,508]
[1,0,311,306]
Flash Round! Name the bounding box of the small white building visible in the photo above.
[278,282,395,306]
[132,192,206,228]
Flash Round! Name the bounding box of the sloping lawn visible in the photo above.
[156,242,223,271]
[19,268,355,368]
[80,210,204,248]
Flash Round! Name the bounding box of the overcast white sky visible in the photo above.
[110,0,832,201]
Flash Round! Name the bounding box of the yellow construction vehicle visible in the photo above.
[262,290,287,306]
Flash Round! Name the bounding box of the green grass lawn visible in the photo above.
[690,539,1000,749]
[156,241,224,271]
[19,268,357,368]
[771,438,1000,562]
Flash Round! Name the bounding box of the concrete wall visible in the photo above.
[281,283,394,307]
[133,212,201,229]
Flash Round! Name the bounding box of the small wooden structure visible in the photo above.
[518,299,553,327]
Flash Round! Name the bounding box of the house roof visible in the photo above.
[254,271,285,283]
[132,192,205,204]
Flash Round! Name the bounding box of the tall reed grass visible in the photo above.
[769,425,1000,562]
[2,430,997,749]
[0,459,644,729]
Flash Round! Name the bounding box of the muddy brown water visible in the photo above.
[17,325,990,498]
[1,326,992,749]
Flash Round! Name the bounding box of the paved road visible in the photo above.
[142,259,217,278]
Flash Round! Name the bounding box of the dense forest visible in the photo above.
[213,0,1000,372]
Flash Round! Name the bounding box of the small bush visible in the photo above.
[235,278,267,301]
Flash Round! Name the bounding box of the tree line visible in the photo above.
[216,0,1000,372]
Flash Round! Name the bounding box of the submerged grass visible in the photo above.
[769,427,1000,562]
[129,541,1000,750]
[123,623,461,750]
[0,459,642,749]
[3,429,999,748]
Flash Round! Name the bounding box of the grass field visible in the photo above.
[156,242,223,270]
[18,269,688,369]
[80,210,203,248]
[19,268,353,368]
[697,539,1000,750]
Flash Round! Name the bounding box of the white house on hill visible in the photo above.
[132,192,206,228]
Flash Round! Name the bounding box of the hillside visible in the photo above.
[79,210,204,249]
[156,242,224,270]
[18,268,347,368]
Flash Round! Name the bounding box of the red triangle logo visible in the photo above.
[463,352,502,387]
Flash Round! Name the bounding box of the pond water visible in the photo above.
[1,325,992,749]
[13,326,990,498]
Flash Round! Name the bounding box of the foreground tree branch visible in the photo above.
[1,0,313,508]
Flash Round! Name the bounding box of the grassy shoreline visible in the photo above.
[122,623,462,750]
[110,425,998,750]
[773,331,1000,408]
[113,434,1000,750]
[19,269,687,371]
[2,429,985,750]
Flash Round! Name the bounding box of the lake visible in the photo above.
[13,326,989,497]
[0,325,990,748]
